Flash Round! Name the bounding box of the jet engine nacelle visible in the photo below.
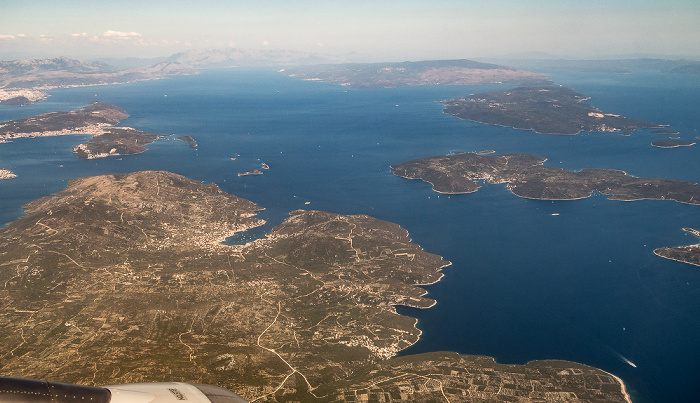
[0,377,247,403]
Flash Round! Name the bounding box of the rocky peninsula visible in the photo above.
[176,135,198,147]
[391,152,700,204]
[0,171,630,402]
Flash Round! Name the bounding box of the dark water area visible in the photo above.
[1,68,698,402]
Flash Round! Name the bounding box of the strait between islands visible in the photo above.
[285,64,665,138]
[392,152,700,267]
[0,170,631,402]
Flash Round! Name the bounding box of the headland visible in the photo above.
[176,135,198,147]
[654,228,700,266]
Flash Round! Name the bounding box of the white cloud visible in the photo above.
[71,32,89,38]
[97,30,147,47]
[0,34,15,40]
[103,30,143,38]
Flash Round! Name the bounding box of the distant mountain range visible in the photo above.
[0,49,337,105]
[0,56,194,105]
[165,48,336,68]
[0,56,194,88]
[2,50,699,106]
[485,57,700,74]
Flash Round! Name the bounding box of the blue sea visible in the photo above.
[1,68,699,402]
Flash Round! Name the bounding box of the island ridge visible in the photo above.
[391,152,700,204]
[442,86,662,135]
[283,59,551,88]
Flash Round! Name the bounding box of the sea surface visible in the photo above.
[1,68,699,402]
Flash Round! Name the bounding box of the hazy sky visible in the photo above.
[2,0,699,61]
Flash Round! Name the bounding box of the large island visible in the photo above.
[442,86,662,135]
[283,59,551,88]
[391,152,700,204]
[0,102,168,159]
[0,171,630,402]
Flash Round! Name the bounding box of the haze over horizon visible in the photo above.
[2,0,700,62]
